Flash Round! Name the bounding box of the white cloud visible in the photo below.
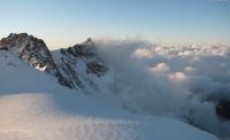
[94,39,230,137]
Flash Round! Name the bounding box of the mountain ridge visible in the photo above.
[0,33,108,93]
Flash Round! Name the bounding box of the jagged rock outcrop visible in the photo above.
[0,33,53,71]
[0,33,74,88]
[0,33,108,93]
[55,38,108,93]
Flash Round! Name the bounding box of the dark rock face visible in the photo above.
[216,100,230,120]
[86,61,108,77]
[0,33,54,72]
[65,38,96,57]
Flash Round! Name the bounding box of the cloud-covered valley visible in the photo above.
[95,39,230,138]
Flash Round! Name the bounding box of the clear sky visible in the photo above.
[0,0,229,48]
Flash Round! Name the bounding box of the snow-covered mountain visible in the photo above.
[0,48,219,140]
[0,33,108,93]
[0,33,73,88]
[0,33,228,139]
[53,38,108,93]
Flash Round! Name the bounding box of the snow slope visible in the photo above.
[0,50,218,140]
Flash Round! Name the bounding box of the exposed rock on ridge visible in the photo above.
[0,33,74,88]
[0,33,108,92]
[55,38,108,93]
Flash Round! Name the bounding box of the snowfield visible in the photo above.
[0,50,218,139]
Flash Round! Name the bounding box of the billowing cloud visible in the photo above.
[94,39,230,137]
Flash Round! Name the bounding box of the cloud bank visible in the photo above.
[94,39,230,137]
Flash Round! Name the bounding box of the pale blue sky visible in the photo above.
[0,0,229,48]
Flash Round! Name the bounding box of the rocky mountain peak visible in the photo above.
[0,33,108,93]
[57,38,108,93]
[0,33,54,72]
[60,38,107,77]
[62,37,96,58]
[0,33,74,88]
